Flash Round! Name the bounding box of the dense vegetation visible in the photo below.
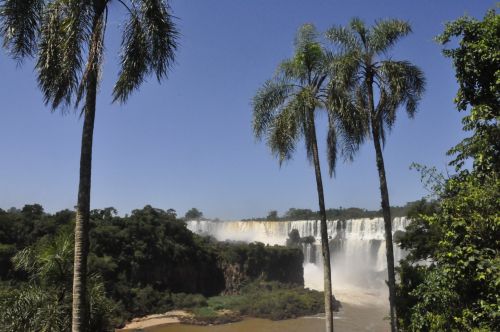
[0,1,180,329]
[191,281,331,322]
[395,9,499,331]
[0,205,312,330]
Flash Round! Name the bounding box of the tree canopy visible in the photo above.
[396,9,499,331]
[185,208,203,220]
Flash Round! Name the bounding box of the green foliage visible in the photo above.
[326,18,425,147]
[397,8,500,331]
[0,205,74,280]
[237,284,324,320]
[185,207,203,220]
[436,9,499,112]
[397,199,441,262]
[407,175,499,331]
[87,205,225,323]
[436,9,499,174]
[217,241,304,287]
[266,210,279,220]
[286,229,301,247]
[0,285,70,332]
[0,0,178,109]
[205,281,326,321]
[252,23,362,175]
[0,204,310,327]
[191,306,218,319]
[286,229,315,247]
[284,208,318,220]
[0,232,114,332]
[409,163,446,198]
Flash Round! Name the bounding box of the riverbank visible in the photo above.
[119,310,193,330]
[126,300,388,332]
[119,286,388,331]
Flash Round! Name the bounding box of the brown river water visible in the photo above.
[146,301,389,332]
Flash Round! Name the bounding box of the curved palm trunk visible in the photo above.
[72,59,98,332]
[308,113,334,332]
[367,81,398,332]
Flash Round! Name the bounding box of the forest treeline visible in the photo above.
[243,202,419,221]
[0,205,310,329]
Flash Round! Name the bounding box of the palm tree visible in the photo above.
[326,18,425,332]
[252,24,364,332]
[0,1,178,330]
[0,231,113,331]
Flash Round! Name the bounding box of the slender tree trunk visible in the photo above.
[308,111,334,332]
[72,55,98,332]
[367,79,398,332]
[71,5,106,330]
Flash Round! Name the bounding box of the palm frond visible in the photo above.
[12,246,37,276]
[370,19,411,54]
[295,88,320,163]
[328,51,362,90]
[113,9,150,103]
[35,1,96,111]
[113,0,178,103]
[375,87,393,145]
[277,58,308,83]
[63,1,93,107]
[350,17,369,49]
[294,23,319,53]
[377,60,426,120]
[328,83,367,163]
[278,24,327,85]
[254,23,339,171]
[0,285,69,332]
[140,0,178,80]
[35,1,69,109]
[252,78,294,139]
[325,25,361,53]
[326,18,425,165]
[268,100,302,165]
[0,0,43,61]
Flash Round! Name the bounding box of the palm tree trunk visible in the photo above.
[308,112,334,332]
[72,59,98,332]
[72,6,106,330]
[367,80,398,332]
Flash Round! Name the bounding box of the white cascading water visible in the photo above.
[186,217,408,304]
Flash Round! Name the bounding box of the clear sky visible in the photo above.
[0,0,495,219]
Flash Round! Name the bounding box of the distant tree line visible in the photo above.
[244,202,421,222]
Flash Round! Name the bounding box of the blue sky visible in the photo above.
[0,0,495,219]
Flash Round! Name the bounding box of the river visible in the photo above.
[146,289,389,332]
[147,303,388,332]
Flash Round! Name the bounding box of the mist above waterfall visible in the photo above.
[186,217,408,302]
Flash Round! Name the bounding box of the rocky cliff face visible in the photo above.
[214,242,304,294]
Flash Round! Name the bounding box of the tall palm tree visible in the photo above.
[0,1,178,331]
[326,18,425,332]
[253,24,364,332]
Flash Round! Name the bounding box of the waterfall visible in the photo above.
[186,217,408,293]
